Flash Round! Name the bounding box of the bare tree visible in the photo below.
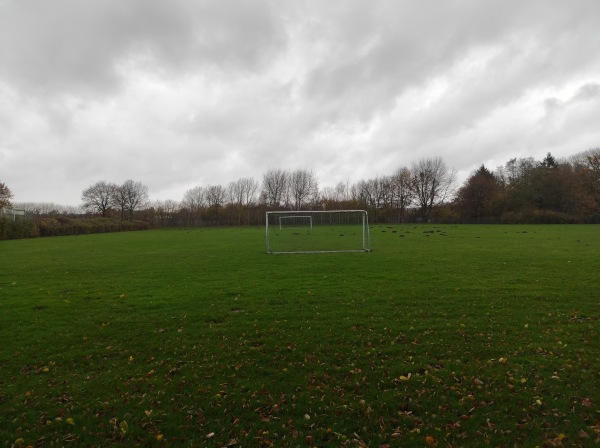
[354,178,381,209]
[228,178,255,207]
[206,185,226,208]
[262,169,288,208]
[205,184,226,224]
[227,179,244,225]
[378,175,395,210]
[289,169,319,210]
[410,157,456,221]
[0,181,14,211]
[391,166,414,222]
[181,186,205,225]
[114,180,149,221]
[151,199,180,226]
[228,177,259,224]
[334,180,351,202]
[240,177,259,208]
[320,186,337,205]
[81,181,117,217]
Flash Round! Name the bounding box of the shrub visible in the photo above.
[0,217,41,240]
[1,217,148,240]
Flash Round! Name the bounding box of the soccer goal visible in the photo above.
[265,210,371,254]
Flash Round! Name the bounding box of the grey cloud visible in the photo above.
[543,83,600,118]
[0,0,286,97]
[573,83,600,101]
[2,0,600,205]
[299,0,600,125]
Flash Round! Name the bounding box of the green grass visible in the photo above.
[0,225,598,447]
[267,224,369,253]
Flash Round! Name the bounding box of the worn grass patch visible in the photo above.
[0,225,598,447]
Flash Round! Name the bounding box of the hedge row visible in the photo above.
[0,217,148,240]
[0,218,40,239]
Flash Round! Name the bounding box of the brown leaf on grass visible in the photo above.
[424,435,437,446]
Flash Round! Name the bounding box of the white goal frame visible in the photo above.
[265,210,371,254]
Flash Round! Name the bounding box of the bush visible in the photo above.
[0,217,41,240]
[37,217,149,236]
[500,209,576,224]
[0,217,148,240]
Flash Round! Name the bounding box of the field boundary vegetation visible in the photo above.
[0,217,148,240]
[2,149,600,240]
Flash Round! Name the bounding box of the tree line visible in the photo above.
[73,159,457,226]
[2,149,600,237]
[454,149,600,223]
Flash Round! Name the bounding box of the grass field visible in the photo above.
[267,224,370,253]
[0,225,598,447]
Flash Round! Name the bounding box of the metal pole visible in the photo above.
[265,212,270,253]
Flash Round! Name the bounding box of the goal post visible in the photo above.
[265,210,371,254]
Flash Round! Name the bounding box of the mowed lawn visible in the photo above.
[0,225,598,447]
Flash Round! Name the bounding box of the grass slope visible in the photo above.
[0,225,598,447]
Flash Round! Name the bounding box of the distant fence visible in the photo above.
[0,209,26,221]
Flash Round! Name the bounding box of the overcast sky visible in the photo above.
[1,0,599,205]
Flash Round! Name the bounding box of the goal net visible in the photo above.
[265,210,371,254]
[279,215,312,230]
